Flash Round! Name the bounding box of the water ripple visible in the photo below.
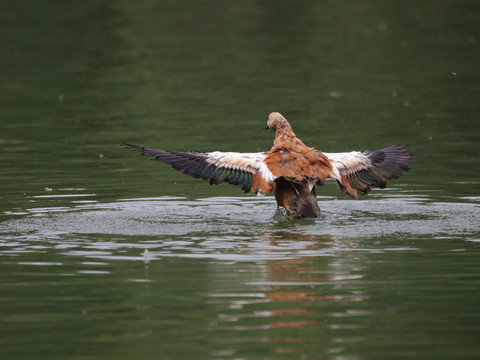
[0,194,479,263]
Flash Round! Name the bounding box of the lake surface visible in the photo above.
[1,1,479,359]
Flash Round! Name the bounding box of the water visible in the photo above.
[1,1,480,359]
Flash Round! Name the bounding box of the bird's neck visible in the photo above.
[273,126,297,147]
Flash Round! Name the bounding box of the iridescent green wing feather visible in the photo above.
[124,144,256,193]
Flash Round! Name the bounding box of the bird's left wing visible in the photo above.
[124,144,276,194]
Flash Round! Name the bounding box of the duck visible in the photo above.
[124,112,415,218]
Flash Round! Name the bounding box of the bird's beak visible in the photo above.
[263,124,269,130]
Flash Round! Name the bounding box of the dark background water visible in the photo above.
[1,1,479,359]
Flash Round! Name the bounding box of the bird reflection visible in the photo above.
[208,229,367,357]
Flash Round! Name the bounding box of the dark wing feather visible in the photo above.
[325,144,416,197]
[123,143,268,193]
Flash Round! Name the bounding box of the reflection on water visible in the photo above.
[207,254,367,357]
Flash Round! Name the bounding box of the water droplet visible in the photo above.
[329,91,343,97]
[143,249,150,263]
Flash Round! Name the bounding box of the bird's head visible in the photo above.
[263,112,291,131]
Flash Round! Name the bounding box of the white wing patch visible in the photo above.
[207,151,277,183]
[324,151,372,176]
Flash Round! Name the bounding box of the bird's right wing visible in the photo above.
[124,144,276,194]
[324,144,416,198]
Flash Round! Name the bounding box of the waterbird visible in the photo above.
[124,112,415,218]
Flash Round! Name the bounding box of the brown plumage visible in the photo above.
[124,112,415,218]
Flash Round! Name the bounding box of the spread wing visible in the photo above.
[324,144,416,198]
[124,144,276,193]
